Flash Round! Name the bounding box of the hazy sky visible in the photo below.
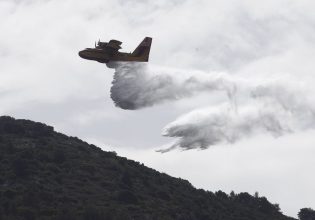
[1,0,315,217]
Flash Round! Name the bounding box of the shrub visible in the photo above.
[17,207,36,220]
[117,190,138,204]
[53,150,66,164]
[12,158,29,178]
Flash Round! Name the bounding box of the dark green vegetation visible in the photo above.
[0,116,297,220]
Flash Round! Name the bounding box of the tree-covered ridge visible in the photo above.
[0,116,297,220]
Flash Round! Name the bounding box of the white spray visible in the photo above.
[110,62,315,152]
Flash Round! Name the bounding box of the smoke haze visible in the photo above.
[110,62,315,152]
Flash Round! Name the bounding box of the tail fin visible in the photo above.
[132,37,152,61]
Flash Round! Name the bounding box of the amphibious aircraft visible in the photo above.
[79,37,152,63]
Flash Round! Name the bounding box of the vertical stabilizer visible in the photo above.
[132,37,152,61]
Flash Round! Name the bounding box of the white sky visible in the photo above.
[1,0,315,217]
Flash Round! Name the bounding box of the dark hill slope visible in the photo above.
[0,116,296,220]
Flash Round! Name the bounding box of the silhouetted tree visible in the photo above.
[230,190,236,199]
[298,208,315,220]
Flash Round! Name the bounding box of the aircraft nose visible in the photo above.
[78,50,85,58]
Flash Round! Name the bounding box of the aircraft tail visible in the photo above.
[132,37,152,61]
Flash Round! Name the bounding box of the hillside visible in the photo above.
[0,116,296,220]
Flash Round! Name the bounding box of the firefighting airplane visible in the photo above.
[79,37,152,63]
